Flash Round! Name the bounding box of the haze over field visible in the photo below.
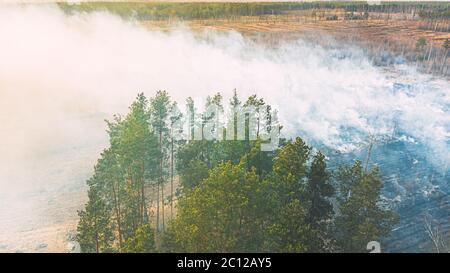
[0,4,448,252]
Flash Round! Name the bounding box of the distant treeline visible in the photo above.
[58,2,450,21]
[418,9,450,20]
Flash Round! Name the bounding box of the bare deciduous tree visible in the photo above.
[424,213,449,253]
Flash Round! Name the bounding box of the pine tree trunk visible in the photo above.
[156,182,160,232]
[365,141,374,173]
[112,182,123,252]
[141,163,146,224]
[95,214,100,253]
[141,178,145,224]
[171,135,174,219]
[256,115,260,139]
[157,130,163,232]
[162,181,165,231]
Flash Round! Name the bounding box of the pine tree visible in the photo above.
[266,199,312,252]
[168,101,183,220]
[78,94,160,252]
[204,92,224,141]
[77,185,114,253]
[150,91,171,232]
[273,137,311,203]
[229,89,241,141]
[335,161,399,252]
[267,137,313,252]
[166,161,270,252]
[240,140,274,177]
[93,147,125,251]
[244,95,266,139]
[306,151,334,252]
[186,97,195,141]
[121,93,159,225]
[123,224,156,253]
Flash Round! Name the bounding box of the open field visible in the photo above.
[142,13,450,49]
[147,13,450,76]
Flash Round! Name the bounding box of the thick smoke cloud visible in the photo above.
[0,4,448,245]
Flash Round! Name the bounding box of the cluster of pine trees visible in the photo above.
[77,91,398,253]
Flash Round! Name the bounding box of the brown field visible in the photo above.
[142,11,450,44]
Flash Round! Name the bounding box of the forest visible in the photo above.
[77,91,399,253]
[59,1,450,21]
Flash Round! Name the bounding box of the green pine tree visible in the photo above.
[150,90,171,232]
[335,161,399,253]
[77,185,114,253]
[306,151,335,252]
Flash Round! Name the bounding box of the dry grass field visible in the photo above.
[143,11,448,60]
